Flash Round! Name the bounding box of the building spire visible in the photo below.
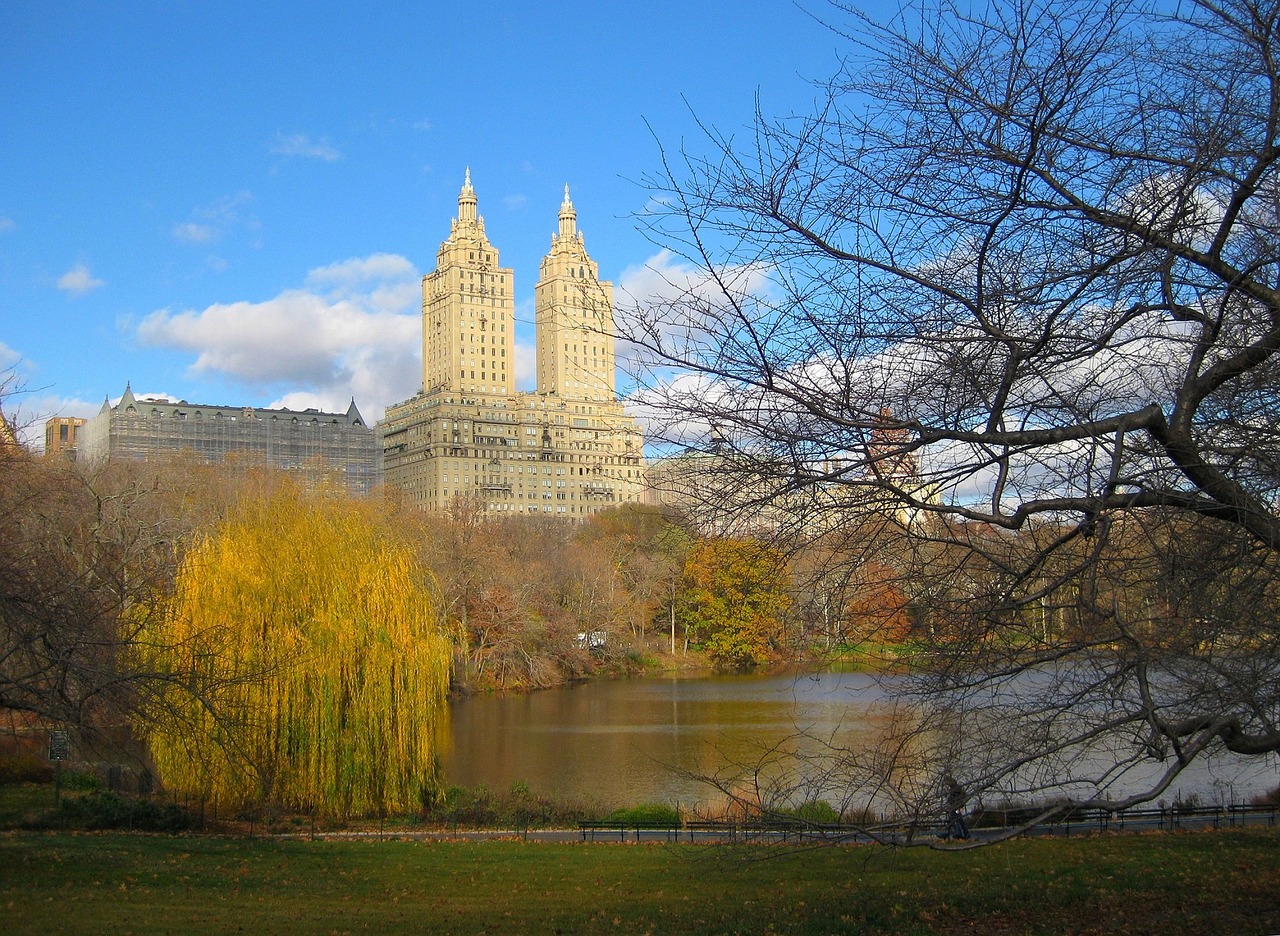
[458,167,478,225]
[558,183,577,238]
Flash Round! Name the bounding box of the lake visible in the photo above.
[440,670,1280,811]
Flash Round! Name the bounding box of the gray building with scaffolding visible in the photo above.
[80,385,379,494]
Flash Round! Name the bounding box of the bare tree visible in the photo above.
[623,0,1280,832]
[0,429,295,772]
[0,452,176,731]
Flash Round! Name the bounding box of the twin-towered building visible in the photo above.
[378,172,646,517]
[69,172,647,514]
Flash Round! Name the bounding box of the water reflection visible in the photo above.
[441,670,1278,810]
[444,670,893,808]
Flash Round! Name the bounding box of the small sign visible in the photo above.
[48,730,70,762]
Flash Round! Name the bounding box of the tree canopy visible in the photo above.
[623,0,1280,824]
[134,491,452,817]
[678,537,792,667]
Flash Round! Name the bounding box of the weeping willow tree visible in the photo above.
[134,490,452,817]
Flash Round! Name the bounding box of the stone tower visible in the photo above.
[534,185,616,402]
[421,168,517,396]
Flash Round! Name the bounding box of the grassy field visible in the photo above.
[2,824,1278,934]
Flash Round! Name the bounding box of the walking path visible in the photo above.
[284,802,1277,846]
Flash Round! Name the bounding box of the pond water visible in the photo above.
[441,670,1279,810]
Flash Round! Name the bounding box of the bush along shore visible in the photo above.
[5,774,1279,841]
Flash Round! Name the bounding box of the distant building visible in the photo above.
[44,416,86,460]
[379,172,646,517]
[0,409,16,448]
[79,386,379,494]
[645,409,936,535]
[643,449,802,536]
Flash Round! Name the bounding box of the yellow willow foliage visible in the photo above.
[134,493,451,817]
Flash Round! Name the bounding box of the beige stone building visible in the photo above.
[379,172,645,517]
[44,416,86,460]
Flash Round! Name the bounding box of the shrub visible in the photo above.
[603,803,681,826]
[58,769,101,792]
[1250,784,1280,806]
[970,803,1043,829]
[789,799,841,825]
[424,783,595,829]
[56,790,199,832]
[0,755,54,785]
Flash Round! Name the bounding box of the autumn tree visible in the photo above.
[677,537,792,668]
[622,0,1280,826]
[412,506,698,689]
[840,562,912,646]
[575,505,694,652]
[412,507,603,691]
[0,409,364,782]
[134,489,452,817]
[788,521,918,654]
[0,450,128,725]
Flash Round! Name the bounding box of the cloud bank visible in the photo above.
[136,253,424,419]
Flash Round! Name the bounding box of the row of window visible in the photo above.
[486,504,616,515]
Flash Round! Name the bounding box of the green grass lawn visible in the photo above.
[2,826,1278,934]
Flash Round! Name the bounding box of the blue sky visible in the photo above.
[0,1,876,443]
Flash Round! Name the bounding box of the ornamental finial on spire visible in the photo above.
[558,183,577,238]
[458,167,478,225]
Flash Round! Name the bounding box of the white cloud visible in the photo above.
[513,339,536,391]
[413,117,432,131]
[172,191,257,246]
[614,244,1212,513]
[638,196,673,216]
[269,132,342,162]
[0,217,15,234]
[173,222,216,244]
[503,194,528,211]
[618,249,776,315]
[200,191,254,224]
[136,254,423,419]
[612,249,786,444]
[27,390,104,418]
[622,370,725,449]
[269,390,343,412]
[615,249,776,374]
[57,263,104,296]
[305,253,419,308]
[3,365,105,449]
[511,297,537,391]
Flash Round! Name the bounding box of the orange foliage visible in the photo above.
[844,562,912,644]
